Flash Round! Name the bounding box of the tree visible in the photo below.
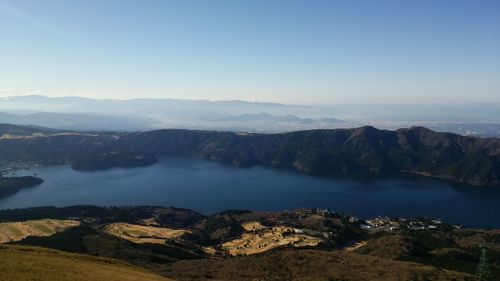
[475,247,492,281]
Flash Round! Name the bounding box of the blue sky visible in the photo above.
[0,0,499,105]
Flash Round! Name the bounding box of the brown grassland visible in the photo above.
[0,245,173,281]
[0,219,80,243]
[162,249,473,281]
[104,222,189,244]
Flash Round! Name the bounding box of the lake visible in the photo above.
[1,157,500,228]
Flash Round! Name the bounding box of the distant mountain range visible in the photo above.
[0,124,498,187]
[4,95,500,122]
[0,110,345,132]
[1,95,500,136]
[220,112,343,123]
[0,95,337,118]
[0,111,153,131]
[0,95,345,132]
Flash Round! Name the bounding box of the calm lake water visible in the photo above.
[2,157,500,228]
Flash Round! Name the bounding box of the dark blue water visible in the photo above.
[1,157,499,228]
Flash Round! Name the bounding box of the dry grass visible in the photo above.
[0,132,98,140]
[0,133,44,139]
[0,245,173,281]
[0,219,80,243]
[163,249,473,281]
[344,240,368,252]
[354,235,415,259]
[218,221,322,256]
[241,221,267,231]
[104,223,189,244]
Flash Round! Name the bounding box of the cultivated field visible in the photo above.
[0,219,80,243]
[104,223,189,244]
[220,222,322,256]
[0,132,98,140]
[0,133,45,139]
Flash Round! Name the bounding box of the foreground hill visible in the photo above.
[0,244,474,281]
[0,124,499,186]
[162,249,473,281]
[0,205,497,280]
[0,245,172,281]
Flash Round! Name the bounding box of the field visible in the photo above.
[0,245,172,281]
[104,222,189,244]
[0,219,80,243]
[0,133,45,139]
[0,132,97,140]
[219,222,322,256]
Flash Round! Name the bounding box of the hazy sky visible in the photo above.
[1,0,499,105]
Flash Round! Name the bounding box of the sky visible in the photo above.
[0,0,499,105]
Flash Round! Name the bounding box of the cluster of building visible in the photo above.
[282,207,463,234]
[0,161,40,176]
[360,216,401,231]
[359,216,456,232]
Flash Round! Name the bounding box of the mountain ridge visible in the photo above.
[0,124,499,187]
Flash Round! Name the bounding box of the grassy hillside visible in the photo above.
[1,206,497,280]
[14,225,206,267]
[355,230,500,279]
[161,249,473,281]
[0,245,172,281]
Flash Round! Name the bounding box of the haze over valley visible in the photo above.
[1,95,500,138]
